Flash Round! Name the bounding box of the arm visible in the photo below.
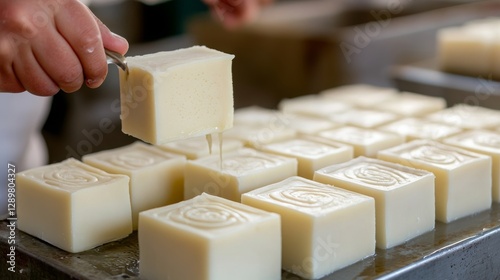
[202,0,273,29]
[0,0,129,96]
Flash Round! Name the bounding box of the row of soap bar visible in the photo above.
[438,17,500,79]
[16,84,500,280]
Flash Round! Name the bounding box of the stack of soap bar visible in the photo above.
[425,104,500,130]
[242,176,375,279]
[259,136,353,179]
[119,45,235,144]
[378,118,463,142]
[82,142,186,229]
[372,92,446,117]
[314,157,435,249]
[328,109,399,128]
[158,134,244,160]
[319,126,404,157]
[17,158,132,253]
[442,130,500,202]
[319,84,398,108]
[378,140,492,223]
[184,148,297,201]
[139,193,281,280]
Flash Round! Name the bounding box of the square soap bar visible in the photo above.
[426,104,500,130]
[442,130,500,202]
[259,135,353,179]
[314,157,435,249]
[184,148,297,202]
[372,92,446,117]
[82,142,186,229]
[242,176,375,279]
[139,193,281,280]
[119,46,235,144]
[328,109,399,128]
[378,118,462,142]
[319,126,404,157]
[17,158,132,253]
[158,134,244,160]
[378,140,492,223]
[319,84,398,108]
[223,123,296,148]
[278,94,352,119]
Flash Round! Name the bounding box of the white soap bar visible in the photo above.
[184,148,297,202]
[372,92,446,117]
[119,46,234,144]
[139,193,281,280]
[282,113,340,135]
[425,104,500,130]
[378,140,492,223]
[438,27,494,77]
[223,123,296,148]
[242,176,375,279]
[319,126,404,157]
[378,118,462,142]
[278,94,352,119]
[319,84,398,108]
[82,142,186,229]
[17,158,132,253]
[259,135,353,179]
[443,130,500,202]
[314,157,435,249]
[329,109,399,128]
[158,134,244,159]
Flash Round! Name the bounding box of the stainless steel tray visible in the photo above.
[2,203,500,279]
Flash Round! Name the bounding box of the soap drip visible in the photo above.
[218,132,224,170]
[206,134,213,155]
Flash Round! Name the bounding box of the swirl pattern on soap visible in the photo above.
[409,145,469,165]
[343,164,411,187]
[108,152,156,169]
[221,155,282,175]
[269,185,348,209]
[473,134,500,148]
[42,166,112,188]
[168,202,249,229]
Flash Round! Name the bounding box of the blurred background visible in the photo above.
[42,0,500,163]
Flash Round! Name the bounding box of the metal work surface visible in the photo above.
[1,203,499,279]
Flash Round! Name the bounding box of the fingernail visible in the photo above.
[111,32,127,43]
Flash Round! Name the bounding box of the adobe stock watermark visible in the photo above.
[6,163,17,273]
[290,234,340,277]
[340,0,413,63]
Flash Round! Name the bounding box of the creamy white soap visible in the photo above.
[158,134,243,160]
[438,27,494,77]
[378,140,492,223]
[119,46,234,144]
[328,109,400,128]
[139,193,281,280]
[443,130,500,202]
[223,122,297,148]
[184,148,297,202]
[314,157,435,249]
[82,142,186,229]
[278,94,352,119]
[259,135,353,179]
[319,126,405,157]
[242,176,375,280]
[372,92,446,117]
[378,118,463,142]
[319,84,398,108]
[17,158,132,253]
[426,104,500,130]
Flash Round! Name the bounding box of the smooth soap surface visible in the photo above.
[139,193,281,280]
[242,176,375,279]
[17,158,132,253]
[378,118,462,142]
[314,157,435,249]
[119,46,234,144]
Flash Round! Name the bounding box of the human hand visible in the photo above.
[0,0,129,96]
[202,0,273,29]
